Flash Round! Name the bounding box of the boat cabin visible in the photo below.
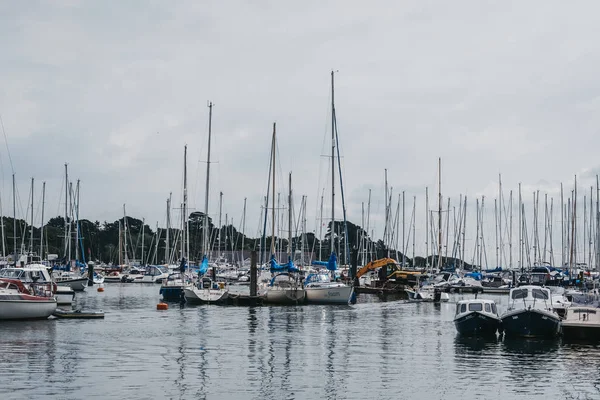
[507,286,554,311]
[0,266,52,283]
[455,299,498,318]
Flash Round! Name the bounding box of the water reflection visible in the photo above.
[454,335,500,352]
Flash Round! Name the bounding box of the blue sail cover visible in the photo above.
[270,255,299,273]
[198,255,209,275]
[311,252,337,271]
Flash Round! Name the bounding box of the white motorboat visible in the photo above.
[0,264,73,304]
[561,306,600,341]
[501,285,561,338]
[138,265,169,284]
[52,271,88,291]
[183,277,228,304]
[0,279,57,320]
[405,285,450,302]
[305,273,353,305]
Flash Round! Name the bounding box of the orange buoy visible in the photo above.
[97,287,105,292]
[157,303,168,310]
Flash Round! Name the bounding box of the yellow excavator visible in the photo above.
[356,258,424,285]
[356,258,398,279]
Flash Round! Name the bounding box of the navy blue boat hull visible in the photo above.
[159,286,185,302]
[501,309,560,338]
[454,312,501,337]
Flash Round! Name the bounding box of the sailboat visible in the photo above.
[263,124,306,305]
[184,102,229,304]
[305,71,353,305]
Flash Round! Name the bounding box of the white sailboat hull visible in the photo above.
[264,287,306,304]
[184,286,228,304]
[56,278,88,292]
[0,299,57,320]
[305,284,353,304]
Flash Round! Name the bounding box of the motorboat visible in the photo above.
[0,279,57,320]
[0,264,74,305]
[138,265,169,284]
[183,277,228,304]
[501,285,561,338]
[454,299,502,336]
[304,272,353,305]
[561,306,600,341]
[52,271,88,291]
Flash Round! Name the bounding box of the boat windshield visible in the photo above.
[531,288,549,300]
[485,303,491,312]
[0,269,23,279]
[511,288,528,299]
[468,303,483,312]
[491,303,497,314]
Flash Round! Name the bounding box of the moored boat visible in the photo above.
[561,306,600,341]
[501,285,561,338]
[0,279,57,320]
[454,299,502,336]
[305,272,353,305]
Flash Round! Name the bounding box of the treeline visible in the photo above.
[0,212,473,268]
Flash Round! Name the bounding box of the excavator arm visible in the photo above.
[356,258,397,279]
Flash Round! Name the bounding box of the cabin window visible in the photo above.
[456,304,461,315]
[460,304,467,313]
[491,303,497,314]
[468,303,483,312]
[511,289,528,299]
[485,303,491,312]
[532,288,549,300]
[573,309,596,314]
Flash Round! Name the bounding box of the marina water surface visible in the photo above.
[1,284,599,399]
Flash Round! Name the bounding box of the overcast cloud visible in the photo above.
[1,1,599,264]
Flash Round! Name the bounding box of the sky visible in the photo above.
[1,1,600,266]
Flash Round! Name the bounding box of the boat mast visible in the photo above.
[509,190,513,269]
[518,183,522,272]
[183,144,188,262]
[75,180,80,262]
[437,158,442,271]
[166,194,171,263]
[270,123,276,255]
[64,164,68,262]
[218,192,223,256]
[12,173,16,266]
[288,172,293,260]
[330,71,335,257]
[204,102,213,258]
[141,218,145,265]
[402,191,406,268]
[561,183,564,267]
[319,191,324,261]
[570,176,577,276]
[40,182,45,259]
[241,197,246,263]
[29,177,34,253]
[123,204,129,265]
[412,195,416,265]
[462,196,467,270]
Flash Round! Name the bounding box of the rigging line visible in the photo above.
[0,114,15,174]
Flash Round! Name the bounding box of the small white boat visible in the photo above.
[53,271,88,291]
[405,285,450,302]
[138,265,169,284]
[561,306,600,341]
[305,273,353,305]
[0,279,57,320]
[183,277,228,304]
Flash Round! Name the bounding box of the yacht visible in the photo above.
[304,272,353,305]
[0,279,57,320]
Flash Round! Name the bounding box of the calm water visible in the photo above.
[1,284,600,399]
